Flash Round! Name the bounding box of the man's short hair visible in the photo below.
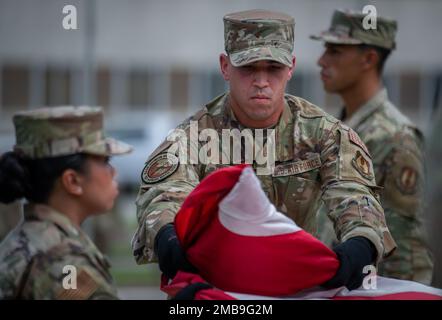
[358,44,392,74]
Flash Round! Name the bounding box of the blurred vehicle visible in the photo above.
[106,110,179,190]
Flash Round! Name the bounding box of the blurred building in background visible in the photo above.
[1,0,441,168]
[0,0,441,293]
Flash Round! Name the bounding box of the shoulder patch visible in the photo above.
[396,166,418,195]
[348,128,370,157]
[352,151,374,180]
[55,268,98,300]
[141,153,179,184]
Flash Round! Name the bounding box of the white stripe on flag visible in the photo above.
[227,277,442,300]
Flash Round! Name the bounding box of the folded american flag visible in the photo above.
[162,165,442,300]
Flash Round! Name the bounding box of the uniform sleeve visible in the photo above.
[0,253,30,299]
[374,129,433,283]
[318,121,397,263]
[131,128,202,264]
[21,244,118,300]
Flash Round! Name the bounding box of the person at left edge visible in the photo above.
[0,106,132,299]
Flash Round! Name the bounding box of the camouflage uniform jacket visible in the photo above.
[342,88,433,283]
[0,203,118,299]
[132,92,396,265]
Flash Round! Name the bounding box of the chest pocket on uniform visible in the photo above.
[271,154,322,232]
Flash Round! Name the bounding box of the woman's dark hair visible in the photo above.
[0,151,88,204]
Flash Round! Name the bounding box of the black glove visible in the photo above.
[172,283,213,300]
[322,236,377,290]
[154,223,197,279]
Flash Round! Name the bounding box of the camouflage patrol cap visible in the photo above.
[224,9,295,67]
[13,106,132,159]
[310,9,397,50]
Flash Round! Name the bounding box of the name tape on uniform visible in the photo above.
[272,154,321,177]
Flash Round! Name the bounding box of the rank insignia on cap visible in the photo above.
[352,150,373,180]
[348,129,370,157]
[396,166,418,195]
[141,153,179,184]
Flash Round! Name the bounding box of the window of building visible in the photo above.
[399,71,421,114]
[128,69,149,108]
[96,66,110,108]
[45,67,70,106]
[170,68,189,110]
[1,65,29,110]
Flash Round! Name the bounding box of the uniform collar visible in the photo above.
[342,88,388,129]
[224,94,293,162]
[275,98,294,161]
[24,203,81,237]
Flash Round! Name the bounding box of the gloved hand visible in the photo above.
[154,223,197,279]
[321,236,377,290]
[172,283,213,300]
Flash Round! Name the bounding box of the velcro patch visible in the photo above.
[396,166,418,195]
[351,150,373,180]
[348,129,370,157]
[141,153,179,184]
[56,269,98,300]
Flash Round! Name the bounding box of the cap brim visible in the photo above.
[229,46,293,67]
[82,137,133,156]
[310,31,363,45]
